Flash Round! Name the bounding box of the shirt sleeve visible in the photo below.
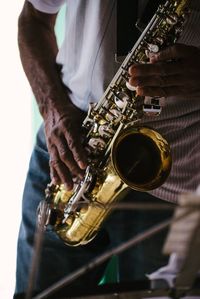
[27,0,66,14]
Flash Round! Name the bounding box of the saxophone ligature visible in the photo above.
[38,0,190,246]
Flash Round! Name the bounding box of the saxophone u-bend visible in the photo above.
[38,0,190,246]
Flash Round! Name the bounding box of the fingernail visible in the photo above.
[78,172,85,180]
[64,183,73,191]
[136,86,141,96]
[51,177,58,186]
[149,53,158,63]
[78,161,87,169]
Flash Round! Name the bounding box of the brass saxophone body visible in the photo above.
[39,0,190,246]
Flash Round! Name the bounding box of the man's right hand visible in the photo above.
[18,2,88,191]
[44,103,88,190]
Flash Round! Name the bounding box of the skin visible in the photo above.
[128,44,200,98]
[18,2,87,190]
[19,1,200,190]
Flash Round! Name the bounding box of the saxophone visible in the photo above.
[38,0,190,246]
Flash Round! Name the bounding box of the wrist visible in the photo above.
[41,96,86,125]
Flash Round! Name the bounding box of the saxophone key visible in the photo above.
[155,36,165,45]
[88,137,106,151]
[105,108,122,122]
[166,13,178,25]
[98,124,115,138]
[147,43,159,53]
[114,91,130,109]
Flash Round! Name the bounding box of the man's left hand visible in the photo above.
[128,44,200,98]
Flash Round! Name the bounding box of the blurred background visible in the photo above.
[0,2,65,298]
[0,2,31,298]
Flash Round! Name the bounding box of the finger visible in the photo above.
[129,74,185,88]
[50,164,60,185]
[128,60,181,77]
[151,44,199,62]
[53,161,74,191]
[136,86,190,97]
[51,161,73,190]
[59,147,85,179]
[64,131,88,170]
[49,146,74,190]
[49,145,60,182]
[55,135,85,178]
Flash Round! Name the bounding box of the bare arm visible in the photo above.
[18,1,62,117]
[18,1,87,189]
[128,44,200,98]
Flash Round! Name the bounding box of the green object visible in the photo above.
[99,255,120,285]
[55,4,66,47]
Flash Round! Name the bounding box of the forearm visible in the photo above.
[18,2,71,121]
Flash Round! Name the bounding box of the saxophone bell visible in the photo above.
[41,126,171,246]
[112,126,172,191]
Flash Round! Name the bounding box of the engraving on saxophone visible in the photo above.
[39,0,191,246]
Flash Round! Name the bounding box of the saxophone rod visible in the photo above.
[33,208,196,299]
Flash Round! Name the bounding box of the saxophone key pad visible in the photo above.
[166,13,178,25]
[126,81,137,92]
[147,43,159,53]
[98,124,115,138]
[114,91,130,109]
[88,137,106,151]
[105,108,122,122]
[155,36,164,45]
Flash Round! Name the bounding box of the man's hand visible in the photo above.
[45,104,87,190]
[128,44,200,97]
[18,2,88,190]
